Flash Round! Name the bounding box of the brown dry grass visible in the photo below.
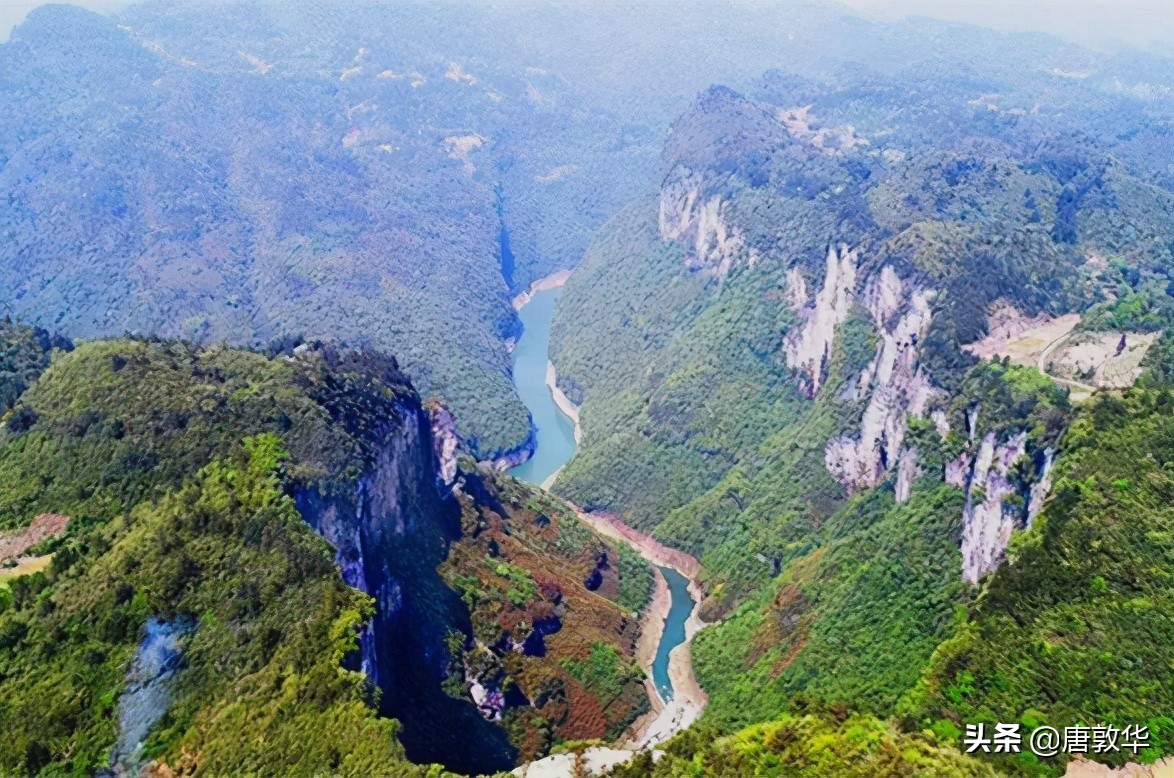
[0,513,68,562]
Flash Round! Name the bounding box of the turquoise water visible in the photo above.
[508,286,695,702]
[507,288,578,486]
[652,566,693,702]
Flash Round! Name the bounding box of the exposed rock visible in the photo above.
[1051,331,1160,389]
[965,404,980,442]
[945,453,971,489]
[931,409,950,437]
[784,268,807,310]
[825,272,942,492]
[895,446,919,504]
[1064,755,1174,778]
[109,618,194,776]
[294,404,517,772]
[426,400,460,488]
[784,244,859,396]
[960,431,1027,584]
[962,300,1053,360]
[862,264,903,329]
[0,512,69,562]
[658,168,745,276]
[492,427,538,471]
[444,133,486,173]
[776,105,869,155]
[1027,447,1056,526]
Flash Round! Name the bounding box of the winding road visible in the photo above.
[1036,326,1097,397]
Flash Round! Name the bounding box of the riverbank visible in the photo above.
[506,275,710,775]
[571,508,709,748]
[512,269,572,310]
[538,360,583,490]
[546,361,581,444]
[514,507,710,777]
[506,287,577,485]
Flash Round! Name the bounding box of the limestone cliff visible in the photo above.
[782,252,942,497]
[658,167,748,276]
[958,430,1028,584]
[825,274,941,496]
[951,416,1057,583]
[783,244,859,396]
[295,403,519,774]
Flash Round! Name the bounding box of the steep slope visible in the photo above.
[550,70,1174,773]
[900,375,1174,773]
[0,319,70,416]
[6,2,1174,458]
[0,336,652,774]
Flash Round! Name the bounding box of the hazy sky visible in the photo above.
[1,0,1172,49]
[837,0,1174,50]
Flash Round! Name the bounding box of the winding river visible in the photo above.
[507,288,577,486]
[508,286,694,702]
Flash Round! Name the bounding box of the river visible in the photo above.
[508,286,694,703]
[507,288,577,486]
[651,566,692,702]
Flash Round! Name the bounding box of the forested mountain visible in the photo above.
[4,1,1174,775]
[0,332,652,775]
[548,52,1174,773]
[5,1,1173,459]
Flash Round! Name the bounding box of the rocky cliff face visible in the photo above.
[782,251,1059,580]
[426,399,461,488]
[958,429,1028,584]
[950,412,1057,584]
[294,403,518,775]
[658,168,749,276]
[825,273,941,495]
[781,250,942,497]
[108,618,193,776]
[783,244,859,396]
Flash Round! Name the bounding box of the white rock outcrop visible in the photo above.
[959,430,1027,584]
[784,244,859,396]
[1027,447,1056,526]
[895,446,920,503]
[426,401,460,488]
[659,170,746,276]
[824,271,942,495]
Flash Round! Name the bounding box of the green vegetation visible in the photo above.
[6,5,1174,773]
[0,338,418,533]
[693,485,969,730]
[0,435,419,775]
[615,542,655,614]
[1080,283,1174,333]
[562,643,627,700]
[547,66,1174,775]
[0,555,52,589]
[948,360,1071,447]
[440,469,652,757]
[611,711,992,777]
[0,320,68,418]
[0,338,439,773]
[900,388,1174,772]
[0,335,658,773]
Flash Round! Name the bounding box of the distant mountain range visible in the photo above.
[4,0,1172,459]
[3,2,1174,774]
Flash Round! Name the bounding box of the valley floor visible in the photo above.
[513,507,710,776]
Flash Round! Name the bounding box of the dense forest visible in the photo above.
[0,334,652,774]
[549,48,1174,776]
[6,1,1173,460]
[3,1,1174,775]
